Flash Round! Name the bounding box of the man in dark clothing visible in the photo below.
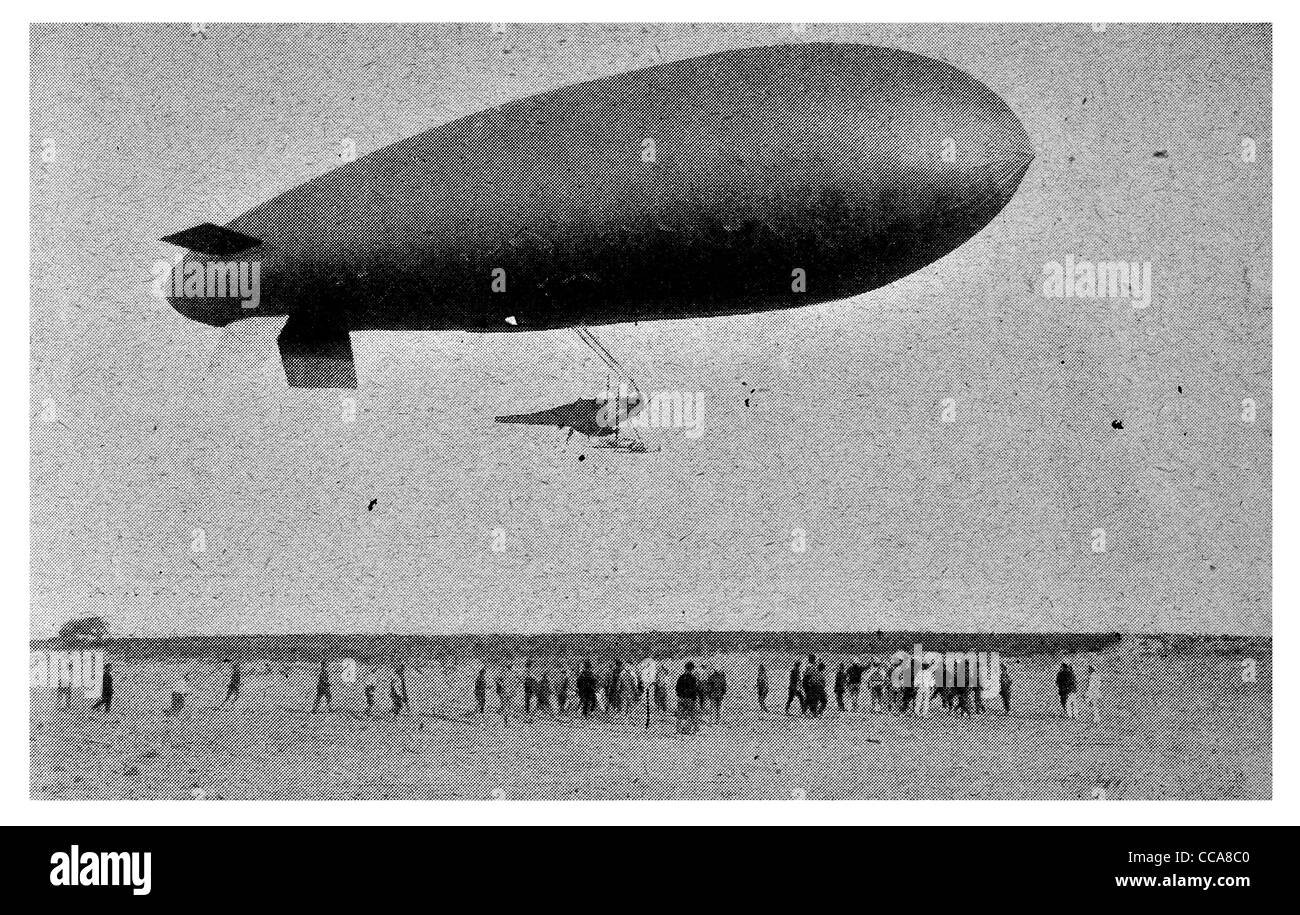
[785,661,804,715]
[756,664,769,712]
[1056,662,1077,717]
[90,663,112,713]
[219,660,241,707]
[577,660,597,717]
[705,667,727,723]
[606,661,622,713]
[815,662,829,715]
[312,660,332,712]
[475,667,488,714]
[537,670,552,712]
[846,660,864,712]
[523,659,537,714]
[999,663,1012,714]
[834,663,847,712]
[675,661,700,732]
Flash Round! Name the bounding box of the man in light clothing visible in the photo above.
[1084,664,1102,724]
[496,663,517,724]
[913,663,936,717]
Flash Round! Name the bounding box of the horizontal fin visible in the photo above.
[278,316,357,389]
[161,223,262,257]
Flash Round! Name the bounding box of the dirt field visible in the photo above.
[31,644,1270,800]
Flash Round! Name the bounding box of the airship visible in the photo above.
[163,42,1033,390]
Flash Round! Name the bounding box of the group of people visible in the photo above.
[766,654,1015,720]
[472,658,730,726]
[1055,660,1103,724]
[67,652,1101,727]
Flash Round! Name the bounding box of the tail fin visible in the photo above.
[161,223,262,257]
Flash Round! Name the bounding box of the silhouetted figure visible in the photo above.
[577,661,597,717]
[846,659,864,712]
[537,671,552,712]
[1056,662,1078,718]
[90,663,112,713]
[705,667,727,723]
[312,661,332,712]
[523,660,537,714]
[219,660,241,707]
[475,667,487,714]
[557,671,570,713]
[676,661,701,733]
[786,661,804,715]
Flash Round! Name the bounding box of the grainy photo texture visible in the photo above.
[30,23,1270,800]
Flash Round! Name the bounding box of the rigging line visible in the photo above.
[575,326,641,400]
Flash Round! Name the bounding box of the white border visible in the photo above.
[6,3,1288,826]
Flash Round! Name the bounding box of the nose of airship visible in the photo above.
[973,92,1035,201]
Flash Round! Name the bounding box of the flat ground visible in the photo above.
[31,648,1270,800]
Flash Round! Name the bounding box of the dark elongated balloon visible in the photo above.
[165,43,1032,387]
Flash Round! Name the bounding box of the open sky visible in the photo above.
[31,23,1270,636]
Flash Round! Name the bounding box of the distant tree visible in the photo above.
[58,616,105,643]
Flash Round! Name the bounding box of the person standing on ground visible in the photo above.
[576,660,597,717]
[868,662,886,713]
[999,662,1012,714]
[803,661,824,717]
[959,674,977,718]
[619,662,639,717]
[389,668,408,717]
[834,662,847,713]
[1056,661,1078,718]
[90,662,112,713]
[219,660,241,707]
[694,665,710,715]
[847,658,863,712]
[605,661,622,714]
[756,663,769,713]
[523,659,537,715]
[785,659,804,715]
[537,669,552,713]
[496,662,516,725]
[1084,664,1102,724]
[311,661,332,712]
[557,668,570,714]
[706,666,727,723]
[675,661,700,733]
[474,667,487,714]
[913,662,936,718]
